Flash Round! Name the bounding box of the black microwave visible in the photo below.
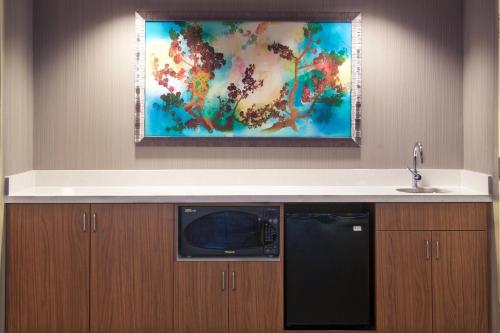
[178,206,280,258]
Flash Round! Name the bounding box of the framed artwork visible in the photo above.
[135,12,362,146]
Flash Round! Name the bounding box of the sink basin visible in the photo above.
[396,187,449,194]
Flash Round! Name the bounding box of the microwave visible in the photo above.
[178,205,280,258]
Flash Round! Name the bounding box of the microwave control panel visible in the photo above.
[263,208,280,256]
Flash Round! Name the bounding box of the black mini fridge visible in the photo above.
[285,204,373,330]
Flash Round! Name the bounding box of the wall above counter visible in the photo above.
[4,169,491,203]
[3,0,468,175]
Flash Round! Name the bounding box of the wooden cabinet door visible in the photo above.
[7,204,90,333]
[432,231,488,333]
[90,204,174,333]
[228,262,283,333]
[376,203,488,231]
[376,231,433,333]
[174,262,229,333]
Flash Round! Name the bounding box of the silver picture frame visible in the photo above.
[135,11,362,147]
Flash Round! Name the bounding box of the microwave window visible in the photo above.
[184,211,263,250]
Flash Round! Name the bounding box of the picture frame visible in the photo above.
[135,11,362,147]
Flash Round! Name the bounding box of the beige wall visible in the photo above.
[464,0,498,177]
[3,0,33,176]
[28,0,465,172]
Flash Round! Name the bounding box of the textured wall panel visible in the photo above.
[4,0,33,175]
[32,0,464,170]
[463,0,498,177]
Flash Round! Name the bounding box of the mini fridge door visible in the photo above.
[285,208,373,330]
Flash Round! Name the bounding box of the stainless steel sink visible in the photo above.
[396,187,449,194]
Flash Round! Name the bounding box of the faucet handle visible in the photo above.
[407,167,422,180]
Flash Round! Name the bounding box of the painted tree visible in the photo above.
[213,64,265,131]
[263,22,348,132]
[151,22,227,132]
[151,21,348,135]
[152,22,267,133]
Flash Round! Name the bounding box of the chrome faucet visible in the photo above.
[407,142,424,189]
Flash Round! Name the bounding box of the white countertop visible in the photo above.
[4,169,492,203]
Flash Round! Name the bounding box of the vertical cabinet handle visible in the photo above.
[82,213,87,232]
[426,240,430,260]
[222,271,226,291]
[436,240,440,260]
[231,271,236,291]
[92,213,97,233]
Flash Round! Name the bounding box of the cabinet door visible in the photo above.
[432,231,488,333]
[228,262,283,333]
[376,231,433,333]
[90,204,174,333]
[376,203,488,231]
[174,262,229,333]
[7,204,90,333]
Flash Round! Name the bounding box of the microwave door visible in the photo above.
[183,211,264,256]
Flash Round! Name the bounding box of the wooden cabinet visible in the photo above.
[7,203,174,333]
[91,204,174,333]
[7,204,90,333]
[7,202,488,333]
[376,231,433,333]
[432,231,488,333]
[174,262,229,333]
[174,261,283,333]
[376,203,488,333]
[376,203,487,231]
[228,262,283,333]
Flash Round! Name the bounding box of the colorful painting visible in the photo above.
[135,13,362,145]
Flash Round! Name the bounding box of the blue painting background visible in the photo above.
[144,21,353,138]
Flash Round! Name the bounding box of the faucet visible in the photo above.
[407,142,424,189]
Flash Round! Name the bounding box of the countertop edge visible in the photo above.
[4,194,493,204]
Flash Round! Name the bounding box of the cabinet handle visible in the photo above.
[82,213,87,232]
[92,213,97,232]
[231,271,236,291]
[426,240,430,260]
[222,272,226,291]
[436,240,440,260]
